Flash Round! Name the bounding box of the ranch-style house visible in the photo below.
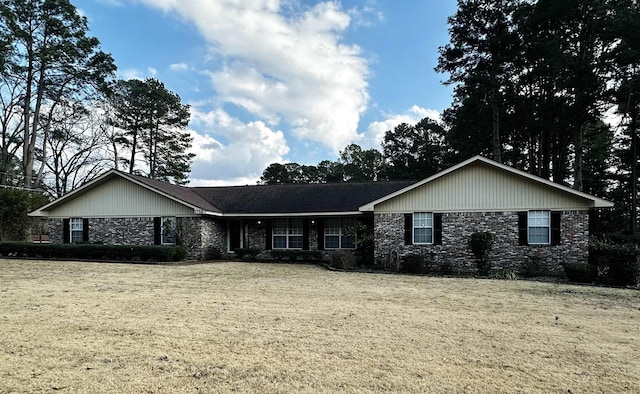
[30,156,613,273]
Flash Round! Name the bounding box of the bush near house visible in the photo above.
[0,242,186,262]
[563,262,597,283]
[562,237,640,287]
[589,238,640,287]
[469,231,495,276]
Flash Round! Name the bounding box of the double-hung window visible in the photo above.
[528,210,550,244]
[161,217,177,245]
[70,218,84,243]
[273,218,303,249]
[324,218,355,249]
[413,212,433,244]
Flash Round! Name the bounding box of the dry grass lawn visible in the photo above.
[0,259,639,393]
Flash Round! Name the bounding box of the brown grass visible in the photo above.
[0,259,638,393]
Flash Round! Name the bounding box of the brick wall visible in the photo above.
[49,216,228,260]
[374,211,589,274]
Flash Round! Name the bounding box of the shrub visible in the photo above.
[492,269,518,280]
[233,248,261,260]
[269,250,300,261]
[330,250,357,270]
[0,242,186,262]
[401,254,425,274]
[563,262,596,283]
[589,237,640,287]
[439,261,453,275]
[469,231,495,276]
[520,253,546,277]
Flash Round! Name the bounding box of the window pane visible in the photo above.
[273,236,287,249]
[325,235,340,249]
[341,235,355,249]
[289,236,303,249]
[414,228,432,244]
[289,219,303,235]
[71,231,83,243]
[414,212,433,227]
[529,227,549,244]
[70,218,83,230]
[528,211,549,226]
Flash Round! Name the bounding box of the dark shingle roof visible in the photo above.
[124,171,415,215]
[124,172,222,213]
[189,181,416,214]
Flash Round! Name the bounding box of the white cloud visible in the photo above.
[170,62,189,71]
[361,105,441,149]
[187,106,290,185]
[137,0,370,152]
[119,67,158,80]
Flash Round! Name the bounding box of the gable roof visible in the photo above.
[30,169,416,217]
[359,155,614,211]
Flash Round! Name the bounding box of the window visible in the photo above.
[413,212,433,244]
[273,218,303,249]
[161,217,177,245]
[528,210,550,244]
[324,218,355,249]
[70,218,83,243]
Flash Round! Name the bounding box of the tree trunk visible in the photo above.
[490,68,501,163]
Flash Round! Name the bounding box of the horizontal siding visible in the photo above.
[376,163,592,212]
[46,177,195,217]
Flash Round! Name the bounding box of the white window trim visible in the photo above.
[528,210,550,245]
[272,218,303,249]
[324,218,356,250]
[413,212,434,245]
[70,218,83,243]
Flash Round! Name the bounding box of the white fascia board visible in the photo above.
[217,211,364,218]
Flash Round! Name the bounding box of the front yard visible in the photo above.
[0,259,638,393]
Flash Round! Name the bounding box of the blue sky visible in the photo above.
[75,0,458,185]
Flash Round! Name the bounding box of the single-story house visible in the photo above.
[29,156,613,273]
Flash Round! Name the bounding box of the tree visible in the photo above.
[437,0,521,163]
[43,101,112,197]
[339,144,385,182]
[605,0,640,236]
[0,0,115,189]
[382,117,448,180]
[107,78,194,185]
[0,187,47,241]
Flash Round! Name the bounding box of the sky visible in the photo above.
[75,0,459,186]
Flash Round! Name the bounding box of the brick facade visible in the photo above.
[50,216,228,260]
[374,211,589,274]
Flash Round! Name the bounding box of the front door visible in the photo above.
[229,220,241,251]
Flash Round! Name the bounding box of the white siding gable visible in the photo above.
[375,161,600,213]
[41,176,196,218]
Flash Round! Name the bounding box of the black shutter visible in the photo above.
[63,219,70,244]
[434,213,443,245]
[82,219,89,242]
[153,217,161,245]
[551,211,561,246]
[317,219,324,250]
[518,212,528,246]
[404,214,413,245]
[302,219,310,250]
[265,219,272,250]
